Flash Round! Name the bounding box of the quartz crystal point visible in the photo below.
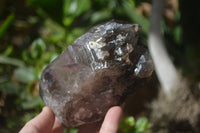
[40,20,154,128]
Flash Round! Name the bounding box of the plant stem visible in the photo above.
[148,0,180,97]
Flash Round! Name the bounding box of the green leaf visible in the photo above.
[122,1,149,34]
[30,38,46,59]
[22,94,43,109]
[63,17,74,27]
[119,116,135,133]
[63,0,91,18]
[173,25,183,44]
[14,67,36,83]
[125,116,135,126]
[65,128,78,133]
[0,14,15,39]
[27,0,64,25]
[66,27,86,44]
[0,81,20,94]
[134,117,150,133]
[43,19,66,42]
[0,55,25,67]
[2,46,13,56]
[90,10,112,24]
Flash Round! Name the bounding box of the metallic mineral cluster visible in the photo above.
[40,20,154,127]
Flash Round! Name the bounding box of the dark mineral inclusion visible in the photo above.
[40,20,154,128]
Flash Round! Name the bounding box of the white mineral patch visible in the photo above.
[93,61,109,70]
[96,50,110,60]
[115,47,123,56]
[89,41,105,49]
[134,25,140,32]
[134,55,146,75]
[95,27,101,32]
[127,43,134,53]
[89,41,110,60]
[116,34,127,42]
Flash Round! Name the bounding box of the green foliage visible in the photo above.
[64,128,78,133]
[122,1,149,34]
[0,0,152,132]
[0,14,15,39]
[14,67,36,83]
[30,39,46,59]
[0,55,25,68]
[27,0,64,24]
[120,116,150,133]
[134,117,150,132]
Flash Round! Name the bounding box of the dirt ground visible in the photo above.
[124,75,200,133]
[149,79,200,133]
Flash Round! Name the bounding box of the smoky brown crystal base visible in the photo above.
[40,20,154,128]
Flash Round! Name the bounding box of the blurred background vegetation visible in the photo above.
[0,0,199,132]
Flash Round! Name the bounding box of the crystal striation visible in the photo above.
[40,20,154,128]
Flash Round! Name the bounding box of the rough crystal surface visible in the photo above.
[40,20,154,128]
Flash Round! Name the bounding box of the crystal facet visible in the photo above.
[40,20,154,128]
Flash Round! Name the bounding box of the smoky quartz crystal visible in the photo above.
[40,20,154,127]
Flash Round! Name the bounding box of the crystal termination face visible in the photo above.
[40,20,154,128]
